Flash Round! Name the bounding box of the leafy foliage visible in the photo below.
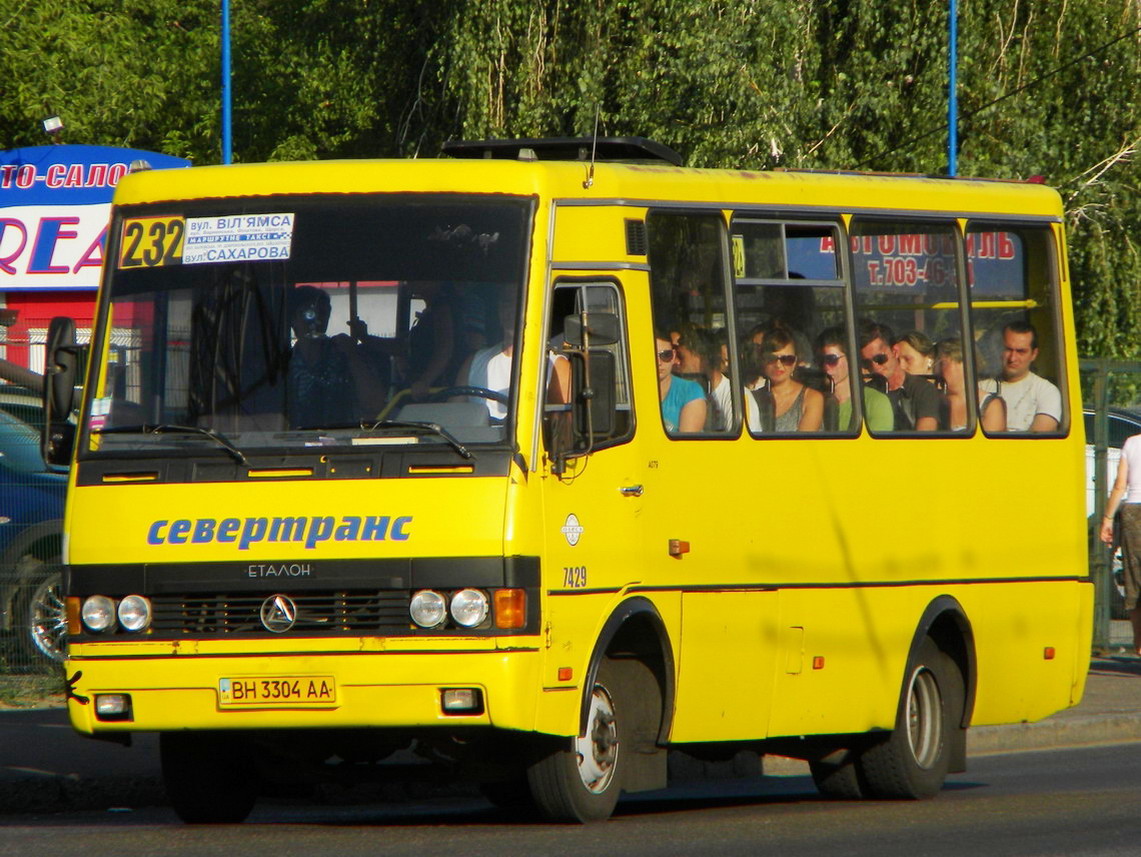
[1,0,1138,355]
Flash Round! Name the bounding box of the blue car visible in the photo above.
[0,408,67,665]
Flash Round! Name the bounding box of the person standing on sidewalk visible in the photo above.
[1099,431,1141,655]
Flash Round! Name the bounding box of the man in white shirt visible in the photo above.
[979,322,1062,432]
[456,284,569,420]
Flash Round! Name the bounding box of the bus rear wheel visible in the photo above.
[809,748,866,799]
[859,636,962,799]
[161,732,258,823]
[526,658,624,822]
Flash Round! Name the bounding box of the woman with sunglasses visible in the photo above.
[655,332,707,434]
[815,327,893,432]
[760,325,822,432]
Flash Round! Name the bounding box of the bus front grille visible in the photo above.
[148,591,411,635]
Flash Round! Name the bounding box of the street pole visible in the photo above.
[948,0,958,177]
[221,0,232,164]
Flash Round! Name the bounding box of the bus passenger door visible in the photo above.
[538,278,649,713]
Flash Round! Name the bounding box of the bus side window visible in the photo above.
[850,219,965,435]
[730,218,853,435]
[967,224,1066,435]
[646,211,736,437]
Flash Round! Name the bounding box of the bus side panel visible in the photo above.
[964,579,1093,726]
[766,587,910,738]
[668,591,779,742]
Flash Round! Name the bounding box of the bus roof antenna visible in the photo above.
[583,108,600,190]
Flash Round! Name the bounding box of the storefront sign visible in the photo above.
[0,145,190,290]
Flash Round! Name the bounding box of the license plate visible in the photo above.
[218,676,336,707]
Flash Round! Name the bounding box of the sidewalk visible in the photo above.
[2,626,1138,815]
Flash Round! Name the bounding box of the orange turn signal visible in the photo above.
[66,597,81,635]
[494,588,526,629]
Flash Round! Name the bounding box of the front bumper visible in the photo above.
[66,642,545,736]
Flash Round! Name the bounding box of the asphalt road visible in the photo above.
[2,742,1138,857]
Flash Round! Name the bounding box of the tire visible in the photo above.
[14,557,66,666]
[479,777,538,816]
[859,637,963,800]
[526,657,625,822]
[161,732,258,823]
[809,748,866,799]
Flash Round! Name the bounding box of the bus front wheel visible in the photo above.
[161,732,258,823]
[527,658,624,822]
[859,636,963,799]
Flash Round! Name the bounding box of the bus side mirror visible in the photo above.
[42,316,83,466]
[572,350,615,438]
[547,350,618,474]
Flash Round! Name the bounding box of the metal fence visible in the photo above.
[1081,358,1141,652]
[0,515,66,706]
[0,319,68,704]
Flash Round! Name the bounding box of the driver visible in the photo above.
[453,284,571,421]
[453,285,518,421]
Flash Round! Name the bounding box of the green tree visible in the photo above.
[2,0,1138,357]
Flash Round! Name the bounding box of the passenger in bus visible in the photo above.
[934,339,1006,432]
[857,320,946,431]
[894,331,936,377]
[286,285,358,429]
[740,335,768,432]
[706,328,734,431]
[403,281,456,401]
[677,325,732,430]
[745,324,767,349]
[977,321,1061,432]
[672,325,711,392]
[656,332,706,433]
[816,327,893,432]
[760,324,823,432]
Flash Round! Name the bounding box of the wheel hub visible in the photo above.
[575,684,618,793]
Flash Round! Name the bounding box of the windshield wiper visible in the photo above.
[93,424,249,466]
[296,419,474,460]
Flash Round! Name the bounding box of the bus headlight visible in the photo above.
[81,595,117,633]
[450,588,489,628]
[117,595,152,632]
[410,590,447,628]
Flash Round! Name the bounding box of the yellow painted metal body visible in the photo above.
[66,157,1091,746]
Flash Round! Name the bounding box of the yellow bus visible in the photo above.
[47,138,1092,823]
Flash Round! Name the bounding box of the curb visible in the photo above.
[968,714,1141,755]
[759,712,1141,777]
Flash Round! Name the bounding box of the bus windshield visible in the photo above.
[84,194,532,457]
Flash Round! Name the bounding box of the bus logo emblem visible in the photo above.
[260,595,297,633]
[561,514,584,547]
